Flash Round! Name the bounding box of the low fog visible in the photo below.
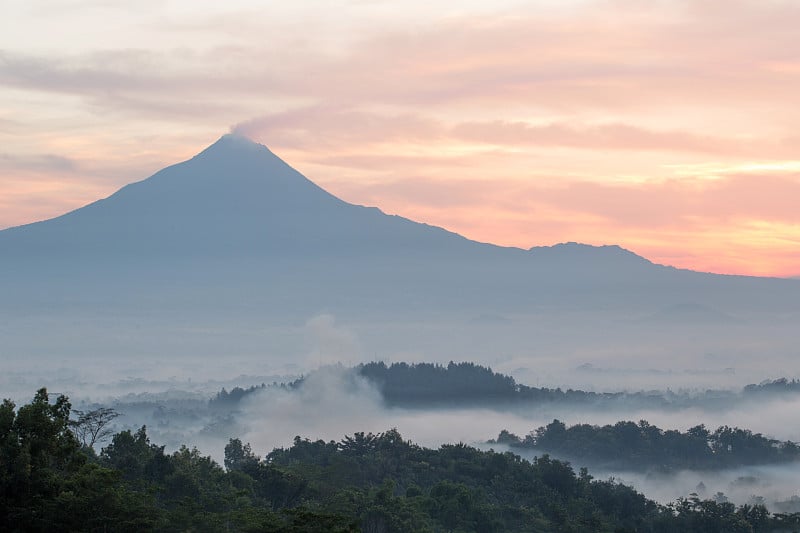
[4,311,800,511]
[236,368,800,508]
[17,361,799,512]
[4,306,799,398]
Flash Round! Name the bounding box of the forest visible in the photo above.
[3,388,800,532]
[208,362,800,412]
[208,362,651,410]
[493,420,800,471]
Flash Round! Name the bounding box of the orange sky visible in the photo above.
[1,0,799,277]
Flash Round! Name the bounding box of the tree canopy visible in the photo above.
[3,388,800,532]
[494,419,800,471]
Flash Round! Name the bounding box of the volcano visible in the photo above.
[1,134,797,360]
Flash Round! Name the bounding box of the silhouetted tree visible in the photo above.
[70,406,120,448]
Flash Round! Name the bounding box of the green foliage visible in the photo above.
[208,364,800,417]
[0,388,155,531]
[359,361,518,405]
[743,377,800,395]
[498,419,800,470]
[225,437,257,471]
[209,384,267,410]
[4,388,800,532]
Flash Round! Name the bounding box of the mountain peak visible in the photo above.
[0,135,655,267]
[189,133,287,170]
[0,133,349,256]
[197,133,266,157]
[156,133,332,201]
[121,133,344,214]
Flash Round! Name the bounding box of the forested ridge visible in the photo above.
[208,362,660,410]
[3,389,800,532]
[493,420,800,471]
[355,362,648,407]
[357,362,800,408]
[208,362,800,412]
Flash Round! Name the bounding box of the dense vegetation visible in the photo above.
[359,361,659,407]
[214,362,667,408]
[4,389,800,532]
[493,420,800,472]
[210,383,268,409]
[359,363,800,408]
[743,378,800,395]
[206,363,800,412]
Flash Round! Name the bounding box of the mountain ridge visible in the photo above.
[0,134,654,268]
[0,134,667,271]
[1,134,797,363]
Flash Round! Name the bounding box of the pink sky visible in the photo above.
[1,0,799,277]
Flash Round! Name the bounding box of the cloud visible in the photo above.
[4,0,800,275]
[0,49,253,121]
[451,121,791,157]
[304,315,361,367]
[0,152,78,173]
[233,105,795,158]
[238,366,385,452]
[235,365,550,455]
[6,1,800,118]
[318,171,800,276]
[231,106,446,150]
[325,171,800,228]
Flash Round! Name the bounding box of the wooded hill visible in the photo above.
[2,388,799,532]
[493,420,800,472]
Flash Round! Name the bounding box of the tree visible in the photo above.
[224,438,259,471]
[70,406,120,448]
[0,389,154,531]
[340,432,379,456]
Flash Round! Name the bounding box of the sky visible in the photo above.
[1,0,799,277]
